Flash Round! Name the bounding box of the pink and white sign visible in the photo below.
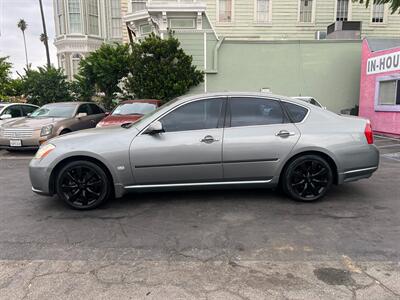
[359,39,400,136]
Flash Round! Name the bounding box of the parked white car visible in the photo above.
[0,102,39,124]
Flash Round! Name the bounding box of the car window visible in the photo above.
[230,98,285,127]
[30,105,76,118]
[309,98,321,107]
[77,104,91,115]
[112,102,157,116]
[283,102,309,123]
[22,105,37,115]
[89,103,104,115]
[160,98,224,133]
[3,105,22,118]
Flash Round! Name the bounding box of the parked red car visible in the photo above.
[97,99,161,128]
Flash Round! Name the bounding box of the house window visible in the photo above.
[56,0,65,34]
[299,0,313,23]
[140,24,152,35]
[378,80,400,105]
[60,54,66,75]
[372,1,385,23]
[336,0,349,21]
[169,19,196,29]
[131,0,146,13]
[111,0,122,37]
[88,0,99,35]
[71,53,82,77]
[219,0,232,22]
[256,0,270,23]
[68,0,81,33]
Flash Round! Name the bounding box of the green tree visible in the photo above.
[77,43,131,109]
[125,33,204,102]
[0,56,13,100]
[21,66,72,106]
[70,75,95,102]
[356,0,400,13]
[17,19,29,69]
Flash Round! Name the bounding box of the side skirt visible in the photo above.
[124,179,273,190]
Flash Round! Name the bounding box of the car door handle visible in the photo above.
[276,130,296,138]
[201,135,219,144]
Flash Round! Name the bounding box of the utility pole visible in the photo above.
[38,0,51,67]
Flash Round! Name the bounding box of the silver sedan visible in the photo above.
[29,92,379,210]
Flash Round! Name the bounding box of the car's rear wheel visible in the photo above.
[56,160,110,210]
[282,155,333,202]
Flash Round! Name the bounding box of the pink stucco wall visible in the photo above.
[359,39,400,135]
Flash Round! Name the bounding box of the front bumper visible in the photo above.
[29,158,53,196]
[0,135,50,150]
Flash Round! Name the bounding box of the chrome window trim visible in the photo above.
[138,94,311,134]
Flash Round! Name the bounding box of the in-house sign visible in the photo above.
[367,51,400,75]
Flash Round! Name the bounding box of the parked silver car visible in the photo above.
[29,92,379,210]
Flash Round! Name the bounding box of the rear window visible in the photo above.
[283,102,308,123]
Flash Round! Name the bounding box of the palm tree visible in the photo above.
[40,33,47,43]
[38,0,51,67]
[17,19,29,68]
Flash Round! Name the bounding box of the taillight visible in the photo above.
[364,121,373,144]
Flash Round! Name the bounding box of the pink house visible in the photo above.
[359,38,400,136]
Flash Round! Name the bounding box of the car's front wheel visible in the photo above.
[56,160,110,210]
[282,154,333,202]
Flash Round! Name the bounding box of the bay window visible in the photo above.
[88,0,99,35]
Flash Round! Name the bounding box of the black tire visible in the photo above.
[59,129,71,135]
[56,160,111,210]
[282,154,333,202]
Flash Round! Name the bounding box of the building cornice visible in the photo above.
[54,36,106,53]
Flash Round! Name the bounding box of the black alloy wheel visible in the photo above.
[283,155,333,202]
[56,160,110,209]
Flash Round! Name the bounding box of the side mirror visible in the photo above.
[105,112,110,116]
[76,112,87,119]
[145,120,164,135]
[0,114,12,120]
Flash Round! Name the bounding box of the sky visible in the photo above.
[0,0,57,77]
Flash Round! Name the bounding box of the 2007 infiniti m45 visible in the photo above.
[29,93,379,210]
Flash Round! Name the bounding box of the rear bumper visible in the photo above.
[339,166,378,183]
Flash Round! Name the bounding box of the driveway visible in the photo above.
[0,135,399,299]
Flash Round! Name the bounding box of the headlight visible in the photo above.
[40,124,53,137]
[34,144,56,160]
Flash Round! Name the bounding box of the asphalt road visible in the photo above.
[0,135,399,299]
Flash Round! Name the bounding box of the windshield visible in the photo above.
[30,104,76,118]
[112,102,157,116]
